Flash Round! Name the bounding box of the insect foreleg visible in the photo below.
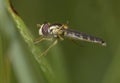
[34,36,52,44]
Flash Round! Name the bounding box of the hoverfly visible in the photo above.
[34,22,106,56]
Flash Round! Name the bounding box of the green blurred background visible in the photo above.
[1,0,120,83]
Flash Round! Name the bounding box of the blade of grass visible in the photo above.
[0,1,42,83]
[0,0,55,83]
[5,0,60,83]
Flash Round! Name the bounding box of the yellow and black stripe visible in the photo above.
[64,29,106,46]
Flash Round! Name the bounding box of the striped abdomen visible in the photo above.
[64,29,106,46]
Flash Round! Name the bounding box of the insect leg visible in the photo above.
[40,39,58,57]
[34,36,52,44]
[58,35,64,40]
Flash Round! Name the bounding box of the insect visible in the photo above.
[34,22,106,56]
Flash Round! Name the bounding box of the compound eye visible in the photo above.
[41,23,50,35]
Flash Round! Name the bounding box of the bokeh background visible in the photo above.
[0,0,120,83]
